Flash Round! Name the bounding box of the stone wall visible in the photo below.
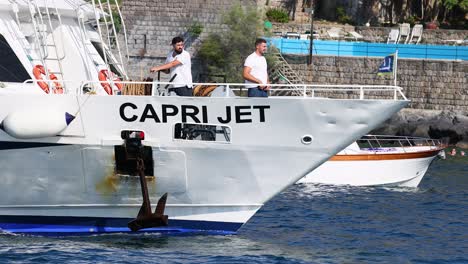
[121,0,260,80]
[271,21,355,38]
[265,0,309,22]
[285,55,467,111]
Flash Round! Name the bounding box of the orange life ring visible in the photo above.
[98,69,123,95]
[32,65,63,94]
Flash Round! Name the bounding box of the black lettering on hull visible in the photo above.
[218,106,231,124]
[120,102,138,122]
[140,104,161,122]
[119,103,271,124]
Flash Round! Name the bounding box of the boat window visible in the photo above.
[174,123,231,143]
[0,34,30,82]
[91,41,123,77]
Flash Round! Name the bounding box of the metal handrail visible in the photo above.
[19,79,408,101]
[28,0,49,79]
[105,0,126,79]
[90,0,108,66]
[76,4,97,81]
[113,0,129,65]
[74,80,408,100]
[356,134,444,154]
[90,0,128,80]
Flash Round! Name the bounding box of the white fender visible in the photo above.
[0,110,75,139]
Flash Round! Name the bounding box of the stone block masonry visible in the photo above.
[286,55,467,111]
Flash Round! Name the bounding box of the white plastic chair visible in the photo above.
[443,39,464,45]
[408,24,423,44]
[285,32,300,39]
[345,31,364,41]
[305,31,320,40]
[387,29,399,44]
[398,23,410,43]
[273,31,284,38]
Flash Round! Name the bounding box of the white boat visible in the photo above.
[297,135,445,187]
[0,0,409,235]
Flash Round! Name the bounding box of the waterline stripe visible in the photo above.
[0,215,243,235]
[0,203,263,208]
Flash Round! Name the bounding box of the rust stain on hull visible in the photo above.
[95,168,120,194]
[95,154,157,195]
[95,172,157,195]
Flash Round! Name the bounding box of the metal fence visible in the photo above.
[268,38,468,61]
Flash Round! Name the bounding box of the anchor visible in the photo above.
[123,132,169,232]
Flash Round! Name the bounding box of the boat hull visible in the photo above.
[298,150,440,187]
[0,94,408,234]
[0,0,410,235]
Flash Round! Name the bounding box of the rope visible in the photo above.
[121,81,152,95]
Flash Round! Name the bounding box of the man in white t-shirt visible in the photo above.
[150,36,193,96]
[243,38,270,97]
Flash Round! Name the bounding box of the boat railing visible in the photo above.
[21,79,407,101]
[75,81,408,100]
[21,0,68,91]
[89,0,129,79]
[357,135,445,153]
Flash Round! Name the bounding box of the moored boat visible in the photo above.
[0,0,409,235]
[297,135,445,187]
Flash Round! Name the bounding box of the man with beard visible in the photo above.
[150,36,193,96]
[243,38,270,97]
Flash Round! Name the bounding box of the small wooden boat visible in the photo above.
[298,135,445,187]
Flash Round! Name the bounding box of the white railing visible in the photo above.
[23,79,68,94]
[77,81,408,101]
[356,135,445,153]
[21,79,407,101]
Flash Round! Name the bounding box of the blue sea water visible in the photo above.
[1,155,467,263]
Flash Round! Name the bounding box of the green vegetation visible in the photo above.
[198,34,224,70]
[443,0,468,11]
[198,4,272,83]
[87,0,123,33]
[358,0,467,29]
[265,8,290,23]
[336,6,353,24]
[440,0,468,28]
[112,11,122,33]
[404,15,418,26]
[265,0,466,29]
[188,22,204,37]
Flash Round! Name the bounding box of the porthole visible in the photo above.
[301,135,313,145]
